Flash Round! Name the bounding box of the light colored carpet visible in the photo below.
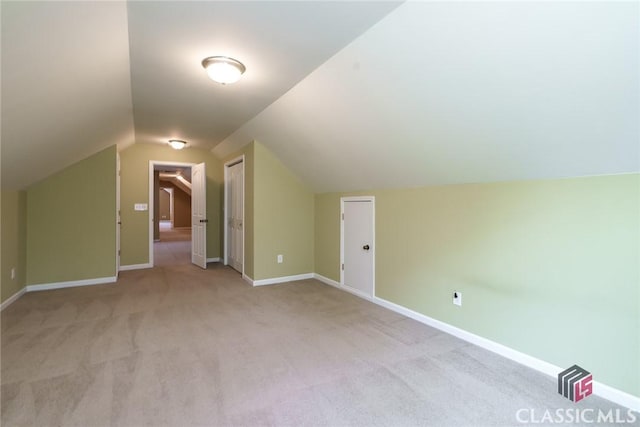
[1,264,633,426]
[154,227,191,267]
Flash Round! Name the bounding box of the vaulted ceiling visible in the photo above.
[2,1,638,192]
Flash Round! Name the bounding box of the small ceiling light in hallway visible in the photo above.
[202,56,246,84]
[168,139,187,150]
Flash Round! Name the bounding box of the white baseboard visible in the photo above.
[313,273,340,288]
[206,257,221,263]
[371,296,640,412]
[119,263,153,271]
[313,273,375,301]
[312,275,640,412]
[1,287,26,311]
[26,276,117,292]
[251,273,314,287]
[242,274,254,285]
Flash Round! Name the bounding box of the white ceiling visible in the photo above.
[126,1,402,149]
[1,1,134,190]
[215,1,640,193]
[2,1,638,193]
[1,0,401,190]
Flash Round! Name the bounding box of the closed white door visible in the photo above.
[227,161,244,272]
[342,198,375,298]
[191,162,207,269]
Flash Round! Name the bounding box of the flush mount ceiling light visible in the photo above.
[201,56,246,85]
[168,139,187,150]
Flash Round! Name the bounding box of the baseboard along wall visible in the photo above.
[312,273,640,412]
[2,268,637,411]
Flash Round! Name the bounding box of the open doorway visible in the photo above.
[151,163,194,267]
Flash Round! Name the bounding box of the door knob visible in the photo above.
[200,219,208,223]
[363,244,370,250]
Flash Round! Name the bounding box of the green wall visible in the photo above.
[253,142,314,280]
[1,191,27,302]
[119,143,223,266]
[314,174,640,396]
[223,141,314,280]
[26,146,117,284]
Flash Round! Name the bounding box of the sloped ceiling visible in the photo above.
[1,1,134,190]
[215,1,640,193]
[2,1,638,193]
[1,0,402,190]
[126,1,402,149]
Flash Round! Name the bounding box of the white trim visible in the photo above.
[313,273,340,288]
[149,160,197,268]
[119,263,153,271]
[340,196,376,298]
[370,296,639,412]
[314,273,375,301]
[223,155,245,275]
[26,276,117,292]
[313,274,640,411]
[206,257,221,263]
[242,274,254,285]
[251,273,314,287]
[1,287,26,311]
[116,152,121,277]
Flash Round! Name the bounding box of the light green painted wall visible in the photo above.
[253,142,314,280]
[119,143,223,266]
[314,174,640,396]
[223,143,255,279]
[222,141,314,280]
[314,193,341,281]
[26,146,117,284]
[1,191,27,302]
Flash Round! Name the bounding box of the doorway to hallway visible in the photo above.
[154,221,191,266]
[150,162,198,267]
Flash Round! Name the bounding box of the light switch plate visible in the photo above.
[134,203,148,211]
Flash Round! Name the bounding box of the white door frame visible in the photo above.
[223,155,245,275]
[116,153,121,276]
[148,160,196,266]
[340,196,376,299]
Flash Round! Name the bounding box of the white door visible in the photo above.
[191,162,207,269]
[342,198,375,298]
[227,161,244,272]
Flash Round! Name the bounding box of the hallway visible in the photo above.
[154,221,191,267]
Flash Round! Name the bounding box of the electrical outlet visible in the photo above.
[453,291,462,306]
[277,254,283,264]
[11,268,16,280]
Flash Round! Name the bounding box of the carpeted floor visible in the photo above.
[154,225,191,267]
[1,264,634,426]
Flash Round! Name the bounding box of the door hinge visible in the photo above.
[341,263,344,271]
[341,213,344,220]
[118,250,121,256]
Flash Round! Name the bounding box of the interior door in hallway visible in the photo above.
[227,161,244,273]
[341,198,375,298]
[191,162,207,269]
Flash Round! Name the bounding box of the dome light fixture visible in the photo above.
[168,139,187,150]
[202,56,246,85]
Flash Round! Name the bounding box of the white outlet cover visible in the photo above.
[134,203,148,211]
[277,255,283,264]
[453,292,462,306]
